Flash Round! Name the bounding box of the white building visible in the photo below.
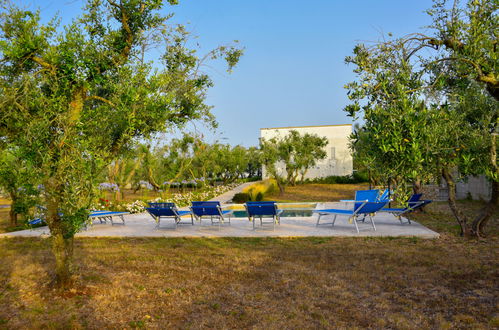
[260,124,353,179]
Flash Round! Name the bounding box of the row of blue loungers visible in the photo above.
[146,201,283,230]
[28,210,129,227]
[314,189,432,233]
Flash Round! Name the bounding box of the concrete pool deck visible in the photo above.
[0,202,439,238]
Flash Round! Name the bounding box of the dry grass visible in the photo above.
[0,236,497,328]
[0,184,497,328]
[266,183,370,202]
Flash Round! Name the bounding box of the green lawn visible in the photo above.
[0,184,497,328]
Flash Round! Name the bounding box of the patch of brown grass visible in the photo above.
[266,183,370,202]
[0,236,497,328]
[0,208,11,233]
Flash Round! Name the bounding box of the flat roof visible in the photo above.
[260,124,352,130]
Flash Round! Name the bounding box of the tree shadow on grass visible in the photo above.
[172,237,498,329]
[1,236,497,328]
[0,237,58,327]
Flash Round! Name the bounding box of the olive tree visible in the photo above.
[0,147,40,226]
[0,0,241,285]
[260,130,328,193]
[345,0,497,237]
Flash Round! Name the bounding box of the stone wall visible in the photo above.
[422,175,491,202]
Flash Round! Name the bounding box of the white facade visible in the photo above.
[260,124,353,179]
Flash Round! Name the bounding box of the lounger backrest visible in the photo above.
[407,194,423,208]
[377,189,390,202]
[246,201,276,205]
[191,201,220,207]
[148,202,175,209]
[356,201,389,214]
[146,207,177,217]
[353,190,379,210]
[245,202,278,216]
[355,190,379,202]
[191,205,221,217]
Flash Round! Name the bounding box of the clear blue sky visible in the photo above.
[26,0,435,147]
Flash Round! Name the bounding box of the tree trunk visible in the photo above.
[8,192,17,226]
[442,167,471,237]
[278,181,285,195]
[51,232,74,287]
[9,206,17,227]
[470,134,498,237]
[46,181,74,287]
[471,180,498,237]
[412,179,422,195]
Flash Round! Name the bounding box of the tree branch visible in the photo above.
[108,0,134,64]
[86,95,115,107]
[31,56,56,74]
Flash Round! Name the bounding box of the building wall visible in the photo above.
[260,124,353,179]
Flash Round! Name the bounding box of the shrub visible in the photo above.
[352,171,369,183]
[243,179,277,201]
[232,193,250,203]
[306,173,369,185]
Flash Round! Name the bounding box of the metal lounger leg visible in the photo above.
[369,214,376,231]
[316,214,322,226]
[332,214,337,227]
[352,216,360,233]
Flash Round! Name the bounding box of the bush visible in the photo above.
[352,171,369,183]
[232,192,250,203]
[306,173,369,184]
[242,179,277,201]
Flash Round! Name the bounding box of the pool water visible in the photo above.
[232,209,314,218]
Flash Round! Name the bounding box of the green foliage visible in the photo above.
[306,173,368,184]
[232,192,250,203]
[0,148,40,224]
[129,134,260,188]
[260,130,328,193]
[242,179,277,201]
[0,0,242,281]
[344,0,498,236]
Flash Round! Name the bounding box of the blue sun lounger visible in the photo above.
[340,189,380,203]
[313,200,389,233]
[88,210,129,225]
[146,202,193,229]
[190,201,232,230]
[245,201,283,230]
[28,209,128,227]
[379,193,432,224]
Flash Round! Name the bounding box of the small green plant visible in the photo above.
[232,193,250,203]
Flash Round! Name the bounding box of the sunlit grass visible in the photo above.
[0,236,497,328]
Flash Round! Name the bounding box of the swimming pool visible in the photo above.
[226,203,317,218]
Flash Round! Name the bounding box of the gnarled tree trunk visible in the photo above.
[412,179,422,195]
[442,167,472,237]
[45,180,74,287]
[471,180,498,237]
[8,192,18,226]
[471,133,499,237]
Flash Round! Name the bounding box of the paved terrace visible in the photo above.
[0,202,439,238]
